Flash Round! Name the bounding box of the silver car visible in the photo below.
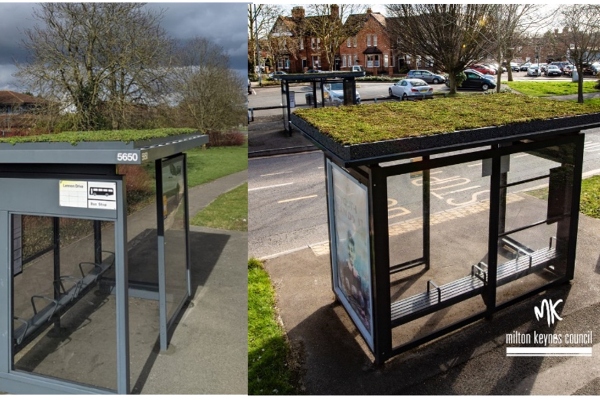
[406,69,446,84]
[389,78,434,100]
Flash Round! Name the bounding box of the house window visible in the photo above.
[317,38,320,49]
[299,39,304,50]
[347,38,351,47]
[353,37,357,47]
[311,38,316,49]
[366,35,371,47]
[384,54,388,68]
[367,54,380,68]
[284,57,290,70]
[354,54,358,65]
[342,55,347,67]
[373,35,378,47]
[302,58,307,69]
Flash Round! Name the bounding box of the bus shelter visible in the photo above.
[278,71,364,134]
[0,130,207,393]
[291,98,600,365]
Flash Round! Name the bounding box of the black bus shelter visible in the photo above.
[278,71,365,134]
[0,130,207,393]
[291,97,600,365]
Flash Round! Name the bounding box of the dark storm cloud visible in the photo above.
[0,2,248,90]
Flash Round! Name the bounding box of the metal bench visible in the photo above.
[13,252,115,348]
[391,238,559,327]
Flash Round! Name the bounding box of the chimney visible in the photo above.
[292,6,305,20]
[330,4,339,19]
[367,8,372,14]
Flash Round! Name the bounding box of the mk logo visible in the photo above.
[534,299,563,327]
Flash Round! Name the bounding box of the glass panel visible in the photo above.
[13,216,117,392]
[162,157,189,326]
[389,160,490,348]
[495,143,576,305]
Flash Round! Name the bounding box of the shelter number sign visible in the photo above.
[59,180,117,210]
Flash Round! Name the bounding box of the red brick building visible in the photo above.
[339,9,395,75]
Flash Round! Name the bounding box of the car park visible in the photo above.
[527,64,542,76]
[520,62,531,71]
[454,69,496,91]
[323,82,361,105]
[544,65,562,77]
[389,78,433,100]
[406,70,447,84]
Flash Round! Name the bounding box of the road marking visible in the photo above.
[437,185,481,196]
[468,162,482,167]
[260,171,292,177]
[278,195,318,203]
[514,154,529,158]
[249,182,294,191]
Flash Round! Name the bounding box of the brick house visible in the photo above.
[0,91,45,135]
[340,9,395,76]
[268,6,333,73]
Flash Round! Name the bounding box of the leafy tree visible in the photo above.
[248,4,282,78]
[386,4,495,94]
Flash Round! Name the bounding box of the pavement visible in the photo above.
[11,170,248,394]
[248,92,600,395]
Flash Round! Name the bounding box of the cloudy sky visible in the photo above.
[0,2,248,91]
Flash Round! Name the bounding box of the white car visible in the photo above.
[389,78,433,100]
[527,64,542,76]
[323,82,361,105]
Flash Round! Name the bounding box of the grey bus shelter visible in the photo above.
[0,132,207,393]
[292,110,600,365]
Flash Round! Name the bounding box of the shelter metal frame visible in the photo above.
[292,112,599,365]
[0,133,207,393]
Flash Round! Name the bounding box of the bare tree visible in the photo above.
[386,4,495,94]
[16,3,172,131]
[248,4,282,76]
[560,5,600,103]
[171,37,246,133]
[304,4,368,71]
[488,5,554,91]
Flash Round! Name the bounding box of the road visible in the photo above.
[248,70,594,116]
[249,128,600,259]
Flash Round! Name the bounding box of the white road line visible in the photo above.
[468,162,482,167]
[248,182,294,191]
[278,195,318,203]
[514,154,529,158]
[260,171,292,177]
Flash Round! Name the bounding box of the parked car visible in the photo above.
[453,69,496,91]
[469,64,495,75]
[563,64,574,76]
[527,64,542,76]
[406,70,447,84]
[539,63,548,73]
[544,65,562,77]
[389,78,434,100]
[549,61,568,74]
[323,82,361,105]
[520,62,531,71]
[510,62,520,71]
[268,71,287,79]
[351,65,365,73]
[591,62,600,75]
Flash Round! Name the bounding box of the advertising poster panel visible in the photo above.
[328,160,373,350]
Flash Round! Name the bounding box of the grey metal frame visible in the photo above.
[0,133,206,394]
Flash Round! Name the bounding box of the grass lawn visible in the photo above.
[248,258,300,395]
[580,175,600,219]
[186,141,248,188]
[191,183,248,231]
[505,80,599,96]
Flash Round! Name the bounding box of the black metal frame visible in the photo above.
[323,131,585,365]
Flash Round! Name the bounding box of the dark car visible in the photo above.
[452,69,497,91]
[520,62,531,71]
[406,69,447,84]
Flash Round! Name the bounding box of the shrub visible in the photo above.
[206,129,246,147]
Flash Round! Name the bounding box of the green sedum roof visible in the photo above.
[293,93,600,145]
[0,128,198,145]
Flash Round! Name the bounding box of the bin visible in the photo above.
[305,92,314,106]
